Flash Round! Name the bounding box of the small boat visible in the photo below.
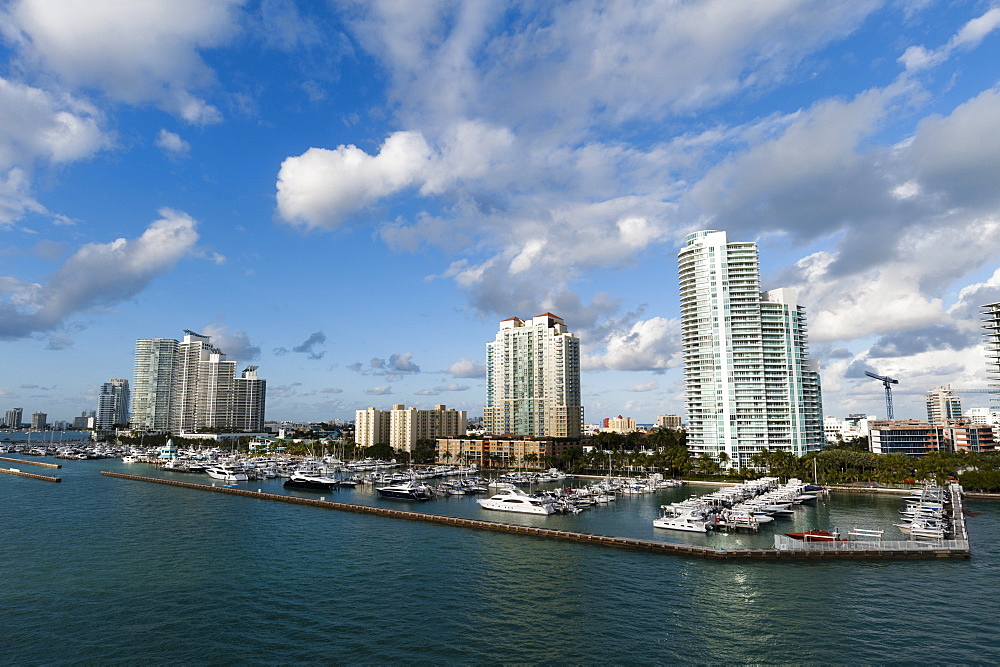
[783,530,843,542]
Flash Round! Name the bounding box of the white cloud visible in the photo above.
[365,385,392,396]
[448,357,485,378]
[625,381,659,393]
[0,208,200,339]
[583,317,680,371]
[201,323,261,363]
[0,77,110,226]
[155,129,190,158]
[276,131,433,229]
[899,7,1000,72]
[3,0,240,123]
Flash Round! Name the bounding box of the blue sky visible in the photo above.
[2,0,1000,424]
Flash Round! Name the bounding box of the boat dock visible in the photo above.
[0,467,61,482]
[0,456,61,469]
[101,472,970,560]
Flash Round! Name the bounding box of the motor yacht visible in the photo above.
[477,486,556,515]
[205,465,249,482]
[283,471,337,491]
[375,480,433,500]
[652,506,712,532]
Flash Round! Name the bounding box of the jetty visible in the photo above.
[0,456,61,469]
[0,467,61,482]
[101,472,970,560]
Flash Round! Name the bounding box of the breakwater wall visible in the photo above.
[1,467,61,482]
[101,472,969,561]
[0,456,61,469]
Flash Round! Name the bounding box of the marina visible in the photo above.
[100,471,970,559]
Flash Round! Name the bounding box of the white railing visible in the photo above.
[773,535,969,552]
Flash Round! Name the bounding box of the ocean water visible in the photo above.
[1,457,997,664]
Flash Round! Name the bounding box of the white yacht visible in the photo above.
[653,505,713,532]
[477,486,556,515]
[205,465,249,482]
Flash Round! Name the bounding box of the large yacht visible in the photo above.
[283,471,337,491]
[375,480,433,500]
[205,465,249,482]
[476,486,556,515]
[652,505,712,532]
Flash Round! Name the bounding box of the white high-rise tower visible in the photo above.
[484,313,582,438]
[985,302,1000,408]
[678,230,823,467]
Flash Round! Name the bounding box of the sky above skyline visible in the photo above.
[2,0,1000,424]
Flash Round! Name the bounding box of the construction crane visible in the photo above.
[865,371,899,420]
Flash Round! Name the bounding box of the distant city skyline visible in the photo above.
[2,2,1000,423]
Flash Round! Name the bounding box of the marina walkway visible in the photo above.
[101,472,970,561]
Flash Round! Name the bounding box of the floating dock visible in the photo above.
[1,467,61,482]
[0,456,61,469]
[101,472,970,560]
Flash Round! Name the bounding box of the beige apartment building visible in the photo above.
[355,404,467,452]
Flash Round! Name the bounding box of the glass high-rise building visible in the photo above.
[131,338,179,430]
[96,378,130,429]
[678,230,823,467]
[484,313,582,438]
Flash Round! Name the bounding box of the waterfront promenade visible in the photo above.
[102,471,970,560]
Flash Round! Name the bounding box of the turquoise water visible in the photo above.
[1,457,998,664]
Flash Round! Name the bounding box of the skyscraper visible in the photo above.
[484,313,582,438]
[926,386,962,424]
[678,230,823,467]
[984,302,1000,408]
[132,338,179,430]
[97,378,130,429]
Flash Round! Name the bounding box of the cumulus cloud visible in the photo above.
[0,77,110,226]
[0,208,199,340]
[3,0,240,123]
[276,131,433,229]
[583,317,680,371]
[448,357,485,378]
[201,323,261,363]
[352,352,421,379]
[365,385,392,395]
[156,129,190,158]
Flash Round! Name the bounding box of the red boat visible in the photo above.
[783,530,844,542]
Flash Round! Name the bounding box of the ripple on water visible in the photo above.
[0,460,998,664]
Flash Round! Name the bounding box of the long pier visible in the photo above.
[0,456,61,469]
[1,467,61,482]
[101,472,969,560]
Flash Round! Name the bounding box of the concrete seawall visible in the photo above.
[0,456,61,469]
[1,467,61,482]
[100,472,969,561]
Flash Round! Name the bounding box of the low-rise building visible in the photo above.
[602,415,637,434]
[435,436,579,468]
[656,414,682,429]
[869,419,995,456]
